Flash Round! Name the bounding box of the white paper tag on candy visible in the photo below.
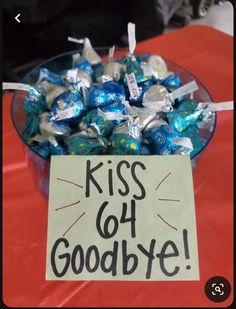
[128,22,136,54]
[2,82,33,92]
[46,155,200,281]
[169,81,199,101]
[198,101,233,111]
[108,45,115,62]
[126,73,140,99]
[51,106,78,121]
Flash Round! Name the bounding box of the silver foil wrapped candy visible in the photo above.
[82,38,102,65]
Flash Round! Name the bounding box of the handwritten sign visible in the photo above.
[46,155,199,281]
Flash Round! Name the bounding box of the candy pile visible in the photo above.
[21,29,215,160]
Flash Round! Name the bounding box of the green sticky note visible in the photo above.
[46,155,199,281]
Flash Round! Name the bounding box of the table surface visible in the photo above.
[3,25,233,307]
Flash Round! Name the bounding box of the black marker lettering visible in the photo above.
[122,240,138,275]
[100,241,118,276]
[86,245,100,273]
[117,160,130,196]
[137,239,156,279]
[131,162,146,200]
[51,238,70,278]
[71,244,84,274]
[108,167,113,196]
[85,160,103,198]
[156,240,180,276]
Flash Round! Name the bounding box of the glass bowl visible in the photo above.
[11,49,216,197]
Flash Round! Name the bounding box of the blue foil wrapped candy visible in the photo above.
[81,101,129,137]
[167,99,202,132]
[22,113,40,141]
[73,58,93,76]
[148,124,179,155]
[140,142,155,155]
[37,68,64,86]
[50,89,86,122]
[81,109,116,137]
[103,81,125,96]
[109,118,141,155]
[109,133,140,155]
[180,124,205,158]
[94,62,106,81]
[161,74,182,89]
[127,79,154,107]
[29,135,67,159]
[24,88,47,115]
[47,136,67,156]
[125,54,148,84]
[67,133,108,155]
[88,85,126,108]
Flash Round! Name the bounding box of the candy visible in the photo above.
[81,38,102,65]
[171,136,193,156]
[24,87,47,115]
[167,99,202,132]
[129,106,156,130]
[80,109,116,138]
[47,136,67,155]
[62,69,92,89]
[45,85,67,108]
[29,134,66,159]
[88,85,125,108]
[161,74,182,89]
[112,117,141,141]
[22,113,40,141]
[67,132,108,155]
[37,68,64,86]
[50,89,86,122]
[73,58,93,76]
[146,55,168,80]
[127,79,154,107]
[125,54,148,83]
[148,124,179,155]
[109,133,140,155]
[109,117,141,155]
[103,62,124,82]
[140,142,155,155]
[142,84,169,104]
[103,81,125,97]
[180,124,205,158]
[19,39,213,160]
[39,112,71,137]
[142,116,168,138]
[93,63,106,81]
[81,101,130,137]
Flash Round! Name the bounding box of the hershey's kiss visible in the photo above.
[82,38,102,65]
[147,55,168,80]
[103,62,124,82]
[142,84,169,103]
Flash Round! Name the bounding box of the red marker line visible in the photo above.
[155,172,171,191]
[63,212,86,237]
[157,214,177,231]
[158,198,180,202]
[55,200,80,211]
[57,177,83,189]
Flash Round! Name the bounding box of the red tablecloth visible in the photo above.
[3,25,233,307]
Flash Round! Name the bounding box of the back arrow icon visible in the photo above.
[15,14,21,23]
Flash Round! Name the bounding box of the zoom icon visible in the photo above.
[205,276,231,302]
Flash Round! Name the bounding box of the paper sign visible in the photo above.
[46,155,199,281]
